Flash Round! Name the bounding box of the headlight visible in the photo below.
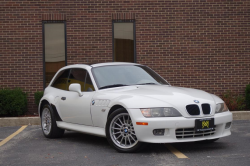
[215,103,229,113]
[140,107,182,117]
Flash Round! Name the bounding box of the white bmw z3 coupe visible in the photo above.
[39,62,232,152]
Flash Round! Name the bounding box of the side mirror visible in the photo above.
[69,83,83,97]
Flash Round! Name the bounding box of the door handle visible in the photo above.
[61,97,66,100]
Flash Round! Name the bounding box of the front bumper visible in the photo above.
[128,109,232,143]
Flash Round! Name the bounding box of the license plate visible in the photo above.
[195,118,215,132]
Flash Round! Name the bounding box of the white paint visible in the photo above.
[56,121,105,137]
[57,91,95,125]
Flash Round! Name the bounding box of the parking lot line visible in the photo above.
[0,125,27,147]
[165,144,188,159]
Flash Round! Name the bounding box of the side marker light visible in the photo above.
[136,122,148,125]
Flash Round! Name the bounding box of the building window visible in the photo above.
[43,21,67,88]
[113,21,136,62]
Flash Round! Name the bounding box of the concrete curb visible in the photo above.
[0,111,249,127]
[232,111,250,120]
[0,117,40,127]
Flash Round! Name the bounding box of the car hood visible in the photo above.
[97,85,223,117]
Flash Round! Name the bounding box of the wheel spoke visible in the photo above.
[129,135,136,142]
[128,136,131,145]
[114,122,122,127]
[128,116,132,125]
[120,137,124,145]
[123,116,126,125]
[127,116,130,126]
[118,118,123,125]
[131,132,136,136]
[43,124,46,130]
[113,131,121,135]
[112,127,121,130]
[116,134,122,140]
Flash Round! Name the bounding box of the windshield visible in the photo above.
[92,65,169,89]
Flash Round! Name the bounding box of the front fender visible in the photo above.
[108,95,175,109]
[210,94,224,104]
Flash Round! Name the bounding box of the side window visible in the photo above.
[67,68,87,91]
[85,72,95,91]
[51,69,70,90]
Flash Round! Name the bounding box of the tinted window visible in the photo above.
[85,72,95,91]
[51,69,70,90]
[67,68,87,91]
[66,69,95,92]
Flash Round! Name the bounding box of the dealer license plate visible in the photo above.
[195,118,215,132]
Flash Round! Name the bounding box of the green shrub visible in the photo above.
[221,91,246,111]
[34,91,44,106]
[0,88,27,116]
[235,95,246,110]
[245,84,250,109]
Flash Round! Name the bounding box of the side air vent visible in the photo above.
[186,104,200,115]
[202,104,211,115]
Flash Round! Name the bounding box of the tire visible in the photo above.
[41,104,65,138]
[196,138,219,144]
[106,108,146,153]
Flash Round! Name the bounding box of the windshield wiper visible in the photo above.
[99,84,128,90]
[136,82,158,85]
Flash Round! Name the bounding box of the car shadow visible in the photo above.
[168,141,230,153]
[59,131,230,154]
[62,131,110,146]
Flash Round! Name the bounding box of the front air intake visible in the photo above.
[186,104,200,115]
[202,104,211,115]
[176,127,216,139]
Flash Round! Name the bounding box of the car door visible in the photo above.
[58,68,95,126]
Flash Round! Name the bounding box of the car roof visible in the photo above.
[60,62,141,70]
[90,62,140,67]
[59,64,91,70]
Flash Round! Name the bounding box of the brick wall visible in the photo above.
[0,0,249,114]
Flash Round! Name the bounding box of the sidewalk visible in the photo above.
[0,111,249,127]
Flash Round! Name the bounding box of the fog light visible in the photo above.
[153,129,165,136]
[225,122,231,129]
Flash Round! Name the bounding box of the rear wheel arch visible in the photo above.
[40,100,62,121]
[40,100,50,117]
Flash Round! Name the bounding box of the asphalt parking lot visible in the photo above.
[0,120,249,166]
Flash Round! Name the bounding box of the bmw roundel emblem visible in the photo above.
[92,100,95,105]
[194,100,199,103]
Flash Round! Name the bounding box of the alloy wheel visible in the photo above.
[109,113,138,149]
[42,108,52,135]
